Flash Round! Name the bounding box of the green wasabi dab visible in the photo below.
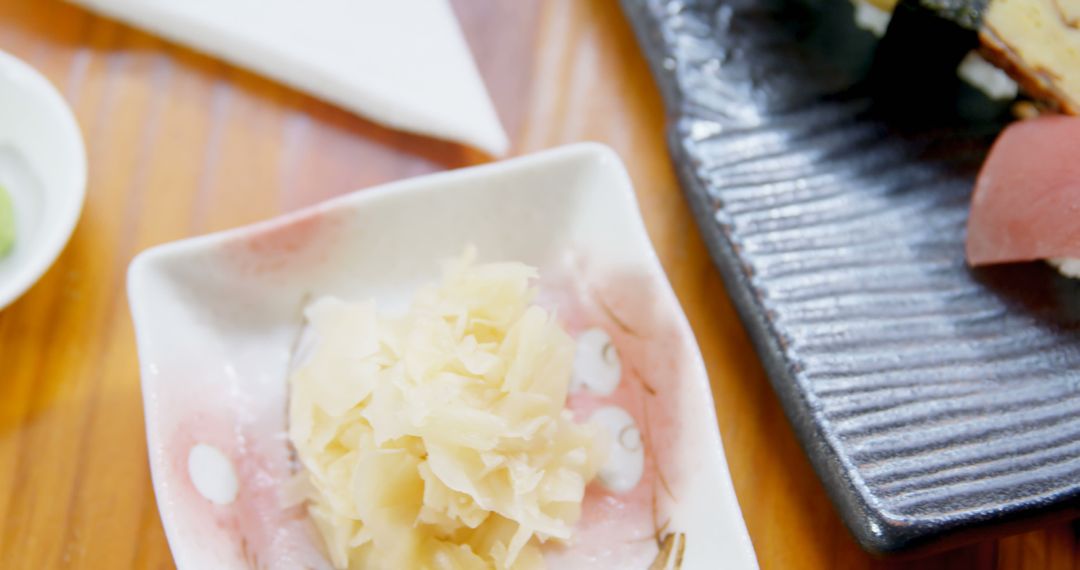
[0,184,14,258]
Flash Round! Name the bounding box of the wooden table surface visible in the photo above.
[0,1,1076,568]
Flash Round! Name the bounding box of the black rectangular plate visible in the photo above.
[621,0,1080,554]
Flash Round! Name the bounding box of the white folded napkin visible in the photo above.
[72,0,509,155]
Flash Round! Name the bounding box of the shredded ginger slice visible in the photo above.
[289,248,605,570]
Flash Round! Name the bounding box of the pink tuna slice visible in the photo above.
[966,115,1080,266]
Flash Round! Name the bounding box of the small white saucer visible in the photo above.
[0,49,87,310]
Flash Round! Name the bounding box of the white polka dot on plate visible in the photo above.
[187,443,238,505]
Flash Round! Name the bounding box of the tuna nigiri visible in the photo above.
[965,114,1080,276]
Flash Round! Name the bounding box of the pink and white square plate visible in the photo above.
[128,144,758,569]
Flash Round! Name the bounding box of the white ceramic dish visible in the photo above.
[128,144,758,569]
[71,0,508,155]
[0,49,87,311]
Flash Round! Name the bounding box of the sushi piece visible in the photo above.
[866,0,1014,109]
[965,114,1080,273]
[980,0,1080,114]
[871,0,985,78]
[853,0,1078,112]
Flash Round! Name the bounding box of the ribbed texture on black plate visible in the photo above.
[621,0,1080,554]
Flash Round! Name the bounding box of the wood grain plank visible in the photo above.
[0,0,1074,568]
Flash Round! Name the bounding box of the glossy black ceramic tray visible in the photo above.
[621,0,1080,554]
